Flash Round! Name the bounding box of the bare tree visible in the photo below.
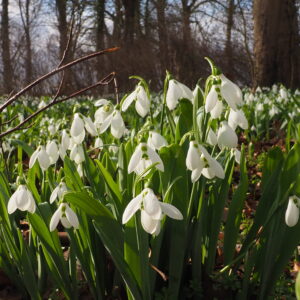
[1,0,14,93]
[253,0,300,88]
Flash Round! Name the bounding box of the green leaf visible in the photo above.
[223,148,248,265]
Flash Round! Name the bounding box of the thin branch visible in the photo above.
[114,76,119,104]
[0,115,18,126]
[0,47,120,113]
[0,72,116,139]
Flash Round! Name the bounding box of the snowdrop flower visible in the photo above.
[122,85,150,117]
[256,103,264,112]
[228,109,248,130]
[77,163,84,177]
[233,148,241,164]
[29,146,51,171]
[61,130,71,150]
[206,129,217,146]
[70,113,85,144]
[38,100,47,109]
[59,144,67,160]
[83,116,97,136]
[186,141,225,182]
[94,99,113,127]
[186,141,205,182]
[48,124,57,135]
[279,87,288,100]
[46,140,59,164]
[8,185,36,214]
[99,108,125,139]
[50,182,68,204]
[122,188,183,235]
[205,85,219,113]
[210,100,223,119]
[147,131,168,150]
[217,122,238,149]
[220,74,243,110]
[94,137,103,148]
[285,196,300,227]
[49,203,79,231]
[70,144,85,164]
[166,79,193,110]
[128,143,164,176]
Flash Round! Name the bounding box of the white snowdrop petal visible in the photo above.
[99,113,113,134]
[202,167,215,179]
[210,100,223,119]
[29,148,40,169]
[94,99,109,107]
[49,207,62,231]
[135,99,149,118]
[65,205,79,229]
[70,114,85,137]
[160,202,183,220]
[128,146,143,173]
[141,210,159,234]
[166,80,179,110]
[207,129,218,146]
[147,147,164,171]
[205,85,218,113]
[186,142,201,171]
[38,148,51,170]
[61,216,72,228]
[50,186,59,204]
[217,123,238,149]
[84,116,97,136]
[143,190,161,219]
[122,194,143,224]
[122,90,136,112]
[285,197,300,227]
[7,193,18,214]
[191,168,203,182]
[72,130,85,144]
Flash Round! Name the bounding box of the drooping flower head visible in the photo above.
[8,185,36,214]
[122,85,150,117]
[122,188,183,235]
[50,203,79,231]
[166,79,193,110]
[29,145,51,171]
[186,141,225,182]
[128,142,164,176]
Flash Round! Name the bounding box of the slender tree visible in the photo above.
[1,0,13,93]
[253,0,300,88]
[154,0,168,76]
[224,0,235,79]
[18,0,34,84]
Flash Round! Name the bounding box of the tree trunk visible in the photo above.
[253,0,300,88]
[56,0,68,58]
[112,0,122,41]
[55,0,73,93]
[1,0,13,93]
[122,0,140,43]
[155,0,168,76]
[182,0,191,45]
[24,0,32,84]
[224,0,234,79]
[95,0,106,79]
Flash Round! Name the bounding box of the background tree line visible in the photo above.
[0,0,300,95]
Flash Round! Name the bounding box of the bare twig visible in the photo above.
[0,115,18,126]
[0,47,120,113]
[0,72,116,139]
[114,76,119,104]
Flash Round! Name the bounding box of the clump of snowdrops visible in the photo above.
[0,60,300,300]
